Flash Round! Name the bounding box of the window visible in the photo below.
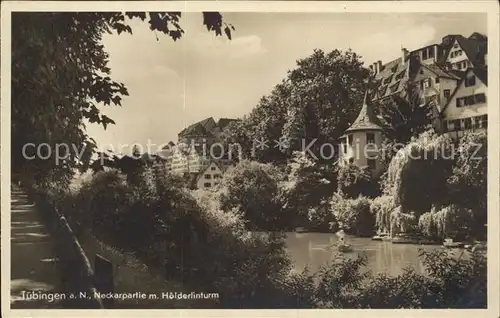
[465,95,475,105]
[480,115,488,129]
[443,89,451,100]
[442,120,448,133]
[211,166,216,171]
[203,182,211,188]
[213,174,221,179]
[214,182,219,186]
[453,119,461,131]
[453,44,459,49]
[422,50,428,60]
[423,78,431,89]
[204,174,211,179]
[347,134,353,145]
[343,141,347,153]
[383,75,393,85]
[464,118,472,130]
[429,48,435,58]
[367,159,376,170]
[475,93,486,103]
[366,133,375,144]
[435,77,440,84]
[395,70,405,80]
[456,94,486,107]
[389,82,399,93]
[474,116,482,129]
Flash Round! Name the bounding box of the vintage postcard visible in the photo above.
[1,1,499,317]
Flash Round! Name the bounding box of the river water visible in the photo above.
[285,232,466,276]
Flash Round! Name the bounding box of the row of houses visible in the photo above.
[155,117,240,189]
[340,32,488,176]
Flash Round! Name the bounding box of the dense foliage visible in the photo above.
[279,151,337,230]
[337,162,379,198]
[12,12,232,186]
[382,130,454,214]
[218,160,285,231]
[447,132,487,237]
[222,49,370,163]
[375,83,435,144]
[330,194,375,237]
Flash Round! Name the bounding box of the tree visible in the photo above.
[447,132,487,237]
[222,49,370,165]
[337,162,378,199]
[282,49,370,158]
[12,12,233,185]
[375,82,434,144]
[280,151,337,230]
[219,160,284,231]
[382,130,454,216]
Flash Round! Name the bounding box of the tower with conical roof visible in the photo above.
[339,89,384,177]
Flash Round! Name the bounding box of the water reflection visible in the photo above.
[285,232,445,276]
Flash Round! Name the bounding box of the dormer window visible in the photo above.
[395,70,405,80]
[389,82,399,93]
[422,50,428,60]
[429,48,435,58]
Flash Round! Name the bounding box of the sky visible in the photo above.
[87,12,487,155]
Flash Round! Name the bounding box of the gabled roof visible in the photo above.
[472,66,487,85]
[346,91,384,132]
[454,35,487,65]
[178,117,239,138]
[194,161,224,184]
[217,118,240,130]
[441,67,488,114]
[421,64,461,80]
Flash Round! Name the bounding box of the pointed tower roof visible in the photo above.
[345,90,383,133]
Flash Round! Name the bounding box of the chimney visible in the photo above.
[369,64,374,74]
[376,60,382,74]
[401,48,409,63]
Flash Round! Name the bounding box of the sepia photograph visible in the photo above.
[1,1,499,317]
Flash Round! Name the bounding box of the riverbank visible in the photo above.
[77,231,219,309]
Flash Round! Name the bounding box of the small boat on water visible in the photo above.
[295,227,307,233]
[465,242,486,252]
[372,233,390,241]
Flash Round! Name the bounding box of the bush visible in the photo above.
[337,162,379,198]
[330,194,375,237]
[218,160,285,231]
[58,166,295,309]
[448,132,487,238]
[279,152,338,230]
[292,249,487,309]
[307,201,337,232]
[418,204,475,241]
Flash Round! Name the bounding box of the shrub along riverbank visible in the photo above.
[25,157,487,308]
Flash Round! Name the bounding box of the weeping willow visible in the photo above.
[372,195,394,234]
[389,207,417,236]
[418,204,474,239]
[383,130,453,214]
